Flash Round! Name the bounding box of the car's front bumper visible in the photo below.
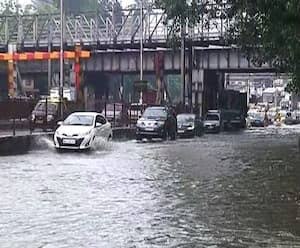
[204,125,220,133]
[136,126,165,138]
[250,121,265,127]
[177,128,194,137]
[54,135,93,150]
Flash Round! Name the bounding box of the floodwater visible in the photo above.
[1,126,300,247]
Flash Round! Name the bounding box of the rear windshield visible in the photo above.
[143,108,167,118]
[206,114,219,121]
[177,115,195,123]
[34,102,57,113]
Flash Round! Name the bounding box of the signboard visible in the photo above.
[134,80,148,92]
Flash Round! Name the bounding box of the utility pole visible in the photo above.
[181,23,186,107]
[140,0,144,81]
[59,0,64,119]
[139,0,144,104]
[48,23,52,94]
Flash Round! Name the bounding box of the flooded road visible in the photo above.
[1,126,300,247]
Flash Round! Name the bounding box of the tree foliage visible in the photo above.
[0,0,35,15]
[156,0,300,92]
[155,0,221,36]
[227,0,300,92]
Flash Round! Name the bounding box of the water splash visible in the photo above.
[91,136,114,152]
[31,135,55,150]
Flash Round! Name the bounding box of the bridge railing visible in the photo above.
[0,5,231,47]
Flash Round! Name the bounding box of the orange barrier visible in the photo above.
[0,51,90,61]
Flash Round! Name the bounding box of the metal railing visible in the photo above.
[0,5,231,47]
[93,100,147,128]
[0,97,203,136]
[0,98,37,136]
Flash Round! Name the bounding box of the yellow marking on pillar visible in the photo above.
[8,59,16,97]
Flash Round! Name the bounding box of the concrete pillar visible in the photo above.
[188,44,193,112]
[8,44,16,98]
[192,69,204,117]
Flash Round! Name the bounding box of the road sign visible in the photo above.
[134,80,148,92]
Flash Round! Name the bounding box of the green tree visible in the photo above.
[156,0,300,92]
[226,0,300,92]
[155,0,210,36]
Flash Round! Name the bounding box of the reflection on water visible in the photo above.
[0,128,300,247]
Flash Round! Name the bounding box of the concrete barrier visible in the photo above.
[113,127,136,140]
[0,135,31,155]
[0,127,136,156]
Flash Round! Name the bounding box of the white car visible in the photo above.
[203,111,221,133]
[54,112,112,150]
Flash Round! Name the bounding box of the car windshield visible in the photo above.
[64,115,94,126]
[206,114,219,121]
[34,102,57,113]
[177,115,195,123]
[249,113,263,119]
[143,108,167,118]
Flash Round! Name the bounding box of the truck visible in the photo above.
[218,89,247,130]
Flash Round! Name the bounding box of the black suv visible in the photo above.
[136,106,177,140]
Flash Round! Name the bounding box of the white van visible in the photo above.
[203,110,221,133]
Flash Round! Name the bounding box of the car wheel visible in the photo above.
[136,134,142,141]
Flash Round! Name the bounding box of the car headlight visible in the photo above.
[47,115,54,122]
[187,126,194,130]
[137,120,145,127]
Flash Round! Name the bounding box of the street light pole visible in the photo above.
[140,0,143,81]
[181,23,186,106]
[60,0,64,119]
[139,0,144,104]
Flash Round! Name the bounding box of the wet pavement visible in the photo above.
[1,126,300,247]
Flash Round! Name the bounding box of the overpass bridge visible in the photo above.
[0,5,229,49]
[0,5,276,113]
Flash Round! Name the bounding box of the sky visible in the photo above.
[20,0,136,8]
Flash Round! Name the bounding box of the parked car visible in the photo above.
[30,98,61,131]
[285,111,300,125]
[203,110,221,133]
[136,106,177,141]
[177,113,203,138]
[247,112,266,127]
[54,112,112,150]
[101,103,129,127]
